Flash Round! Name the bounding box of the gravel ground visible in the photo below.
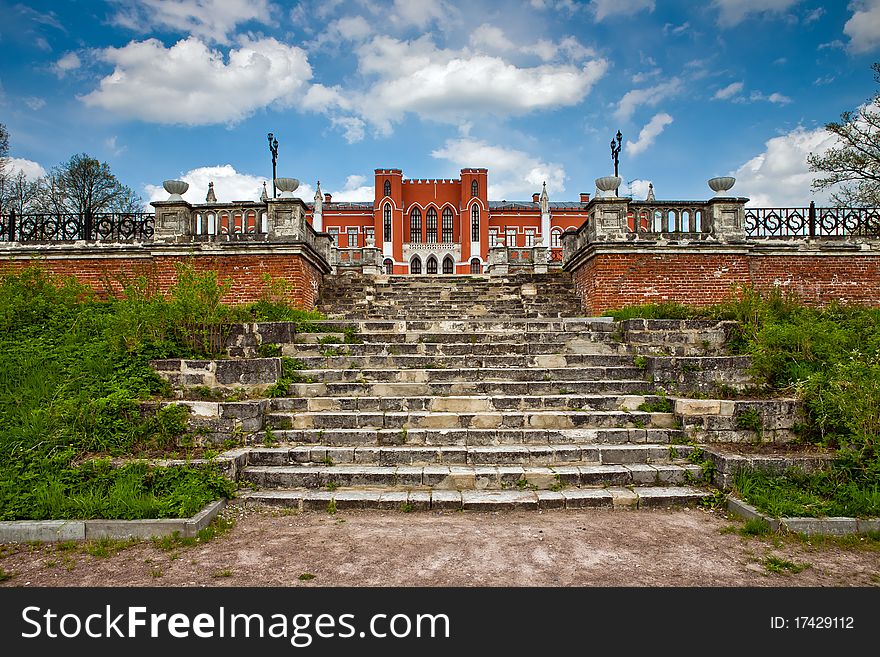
[1,501,878,587]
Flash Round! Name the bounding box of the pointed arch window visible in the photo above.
[383,179,391,197]
[442,255,454,274]
[426,255,438,274]
[471,179,479,197]
[471,205,480,242]
[409,208,422,243]
[441,207,453,243]
[410,255,422,274]
[383,203,392,242]
[426,208,438,244]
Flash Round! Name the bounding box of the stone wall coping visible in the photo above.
[727,496,879,536]
[0,499,227,543]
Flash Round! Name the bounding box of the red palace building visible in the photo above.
[305,168,591,274]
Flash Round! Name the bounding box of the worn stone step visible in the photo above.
[287,380,656,397]
[246,443,694,466]
[239,486,712,511]
[240,461,704,490]
[255,426,683,447]
[287,355,644,370]
[269,393,665,413]
[264,409,677,431]
[294,366,647,384]
[283,342,635,358]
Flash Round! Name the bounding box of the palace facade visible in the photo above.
[305,168,591,274]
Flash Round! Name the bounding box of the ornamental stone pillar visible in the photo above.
[708,197,748,242]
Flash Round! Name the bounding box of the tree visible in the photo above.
[808,62,880,207]
[44,153,145,215]
[0,123,9,213]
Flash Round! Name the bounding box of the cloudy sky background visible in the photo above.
[1,0,879,208]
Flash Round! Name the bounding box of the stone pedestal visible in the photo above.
[586,197,631,242]
[150,200,192,241]
[267,197,309,240]
[533,245,548,273]
[488,243,509,275]
[708,197,747,242]
[361,246,382,275]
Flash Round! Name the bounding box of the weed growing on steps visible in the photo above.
[761,555,810,575]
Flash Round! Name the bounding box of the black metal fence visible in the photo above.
[744,201,880,238]
[0,210,155,242]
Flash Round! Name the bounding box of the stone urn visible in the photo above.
[275,177,300,197]
[708,176,736,196]
[594,176,622,197]
[162,179,189,201]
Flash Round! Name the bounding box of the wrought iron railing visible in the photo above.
[744,202,880,238]
[0,210,154,242]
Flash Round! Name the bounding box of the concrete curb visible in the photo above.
[0,498,227,544]
[727,496,879,536]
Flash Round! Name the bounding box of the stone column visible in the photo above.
[533,244,548,274]
[150,200,193,241]
[361,245,382,275]
[267,197,308,241]
[585,197,631,242]
[488,242,509,275]
[708,197,747,242]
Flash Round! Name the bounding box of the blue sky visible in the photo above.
[1,0,879,208]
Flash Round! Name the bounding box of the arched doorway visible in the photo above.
[383,258,393,275]
[410,255,422,274]
[442,255,454,274]
[470,258,481,274]
[426,256,438,274]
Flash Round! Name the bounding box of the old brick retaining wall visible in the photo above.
[0,242,329,308]
[565,241,880,314]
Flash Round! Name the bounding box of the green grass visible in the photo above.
[762,555,810,575]
[605,287,880,519]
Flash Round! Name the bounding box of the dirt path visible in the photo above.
[1,502,878,587]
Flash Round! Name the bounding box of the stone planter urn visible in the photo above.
[595,176,622,198]
[162,179,189,201]
[708,176,736,196]
[275,177,300,197]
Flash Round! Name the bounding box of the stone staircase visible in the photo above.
[317,272,584,319]
[149,273,796,512]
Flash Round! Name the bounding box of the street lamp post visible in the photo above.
[610,130,622,196]
[268,132,279,198]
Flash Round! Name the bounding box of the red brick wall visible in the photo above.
[571,248,880,314]
[0,252,324,309]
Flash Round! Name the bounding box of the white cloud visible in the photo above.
[145,164,316,204]
[432,137,566,199]
[308,15,374,50]
[712,0,803,27]
[80,37,312,125]
[23,96,46,110]
[732,126,837,206]
[712,81,744,100]
[614,78,681,122]
[629,179,653,200]
[748,91,792,104]
[105,136,127,156]
[844,0,880,53]
[625,113,673,155]
[109,0,271,44]
[53,51,80,78]
[308,35,607,140]
[663,22,690,35]
[331,116,367,144]
[591,0,655,21]
[804,7,825,22]
[6,158,47,181]
[469,24,514,52]
[328,174,374,202]
[390,0,457,30]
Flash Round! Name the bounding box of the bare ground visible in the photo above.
[1,502,878,587]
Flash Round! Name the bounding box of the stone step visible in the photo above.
[239,486,711,511]
[255,426,683,446]
[246,443,694,466]
[264,409,677,430]
[270,393,665,413]
[293,366,646,384]
[285,343,633,359]
[298,319,615,333]
[240,462,705,490]
[287,355,644,370]
[287,380,656,397]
